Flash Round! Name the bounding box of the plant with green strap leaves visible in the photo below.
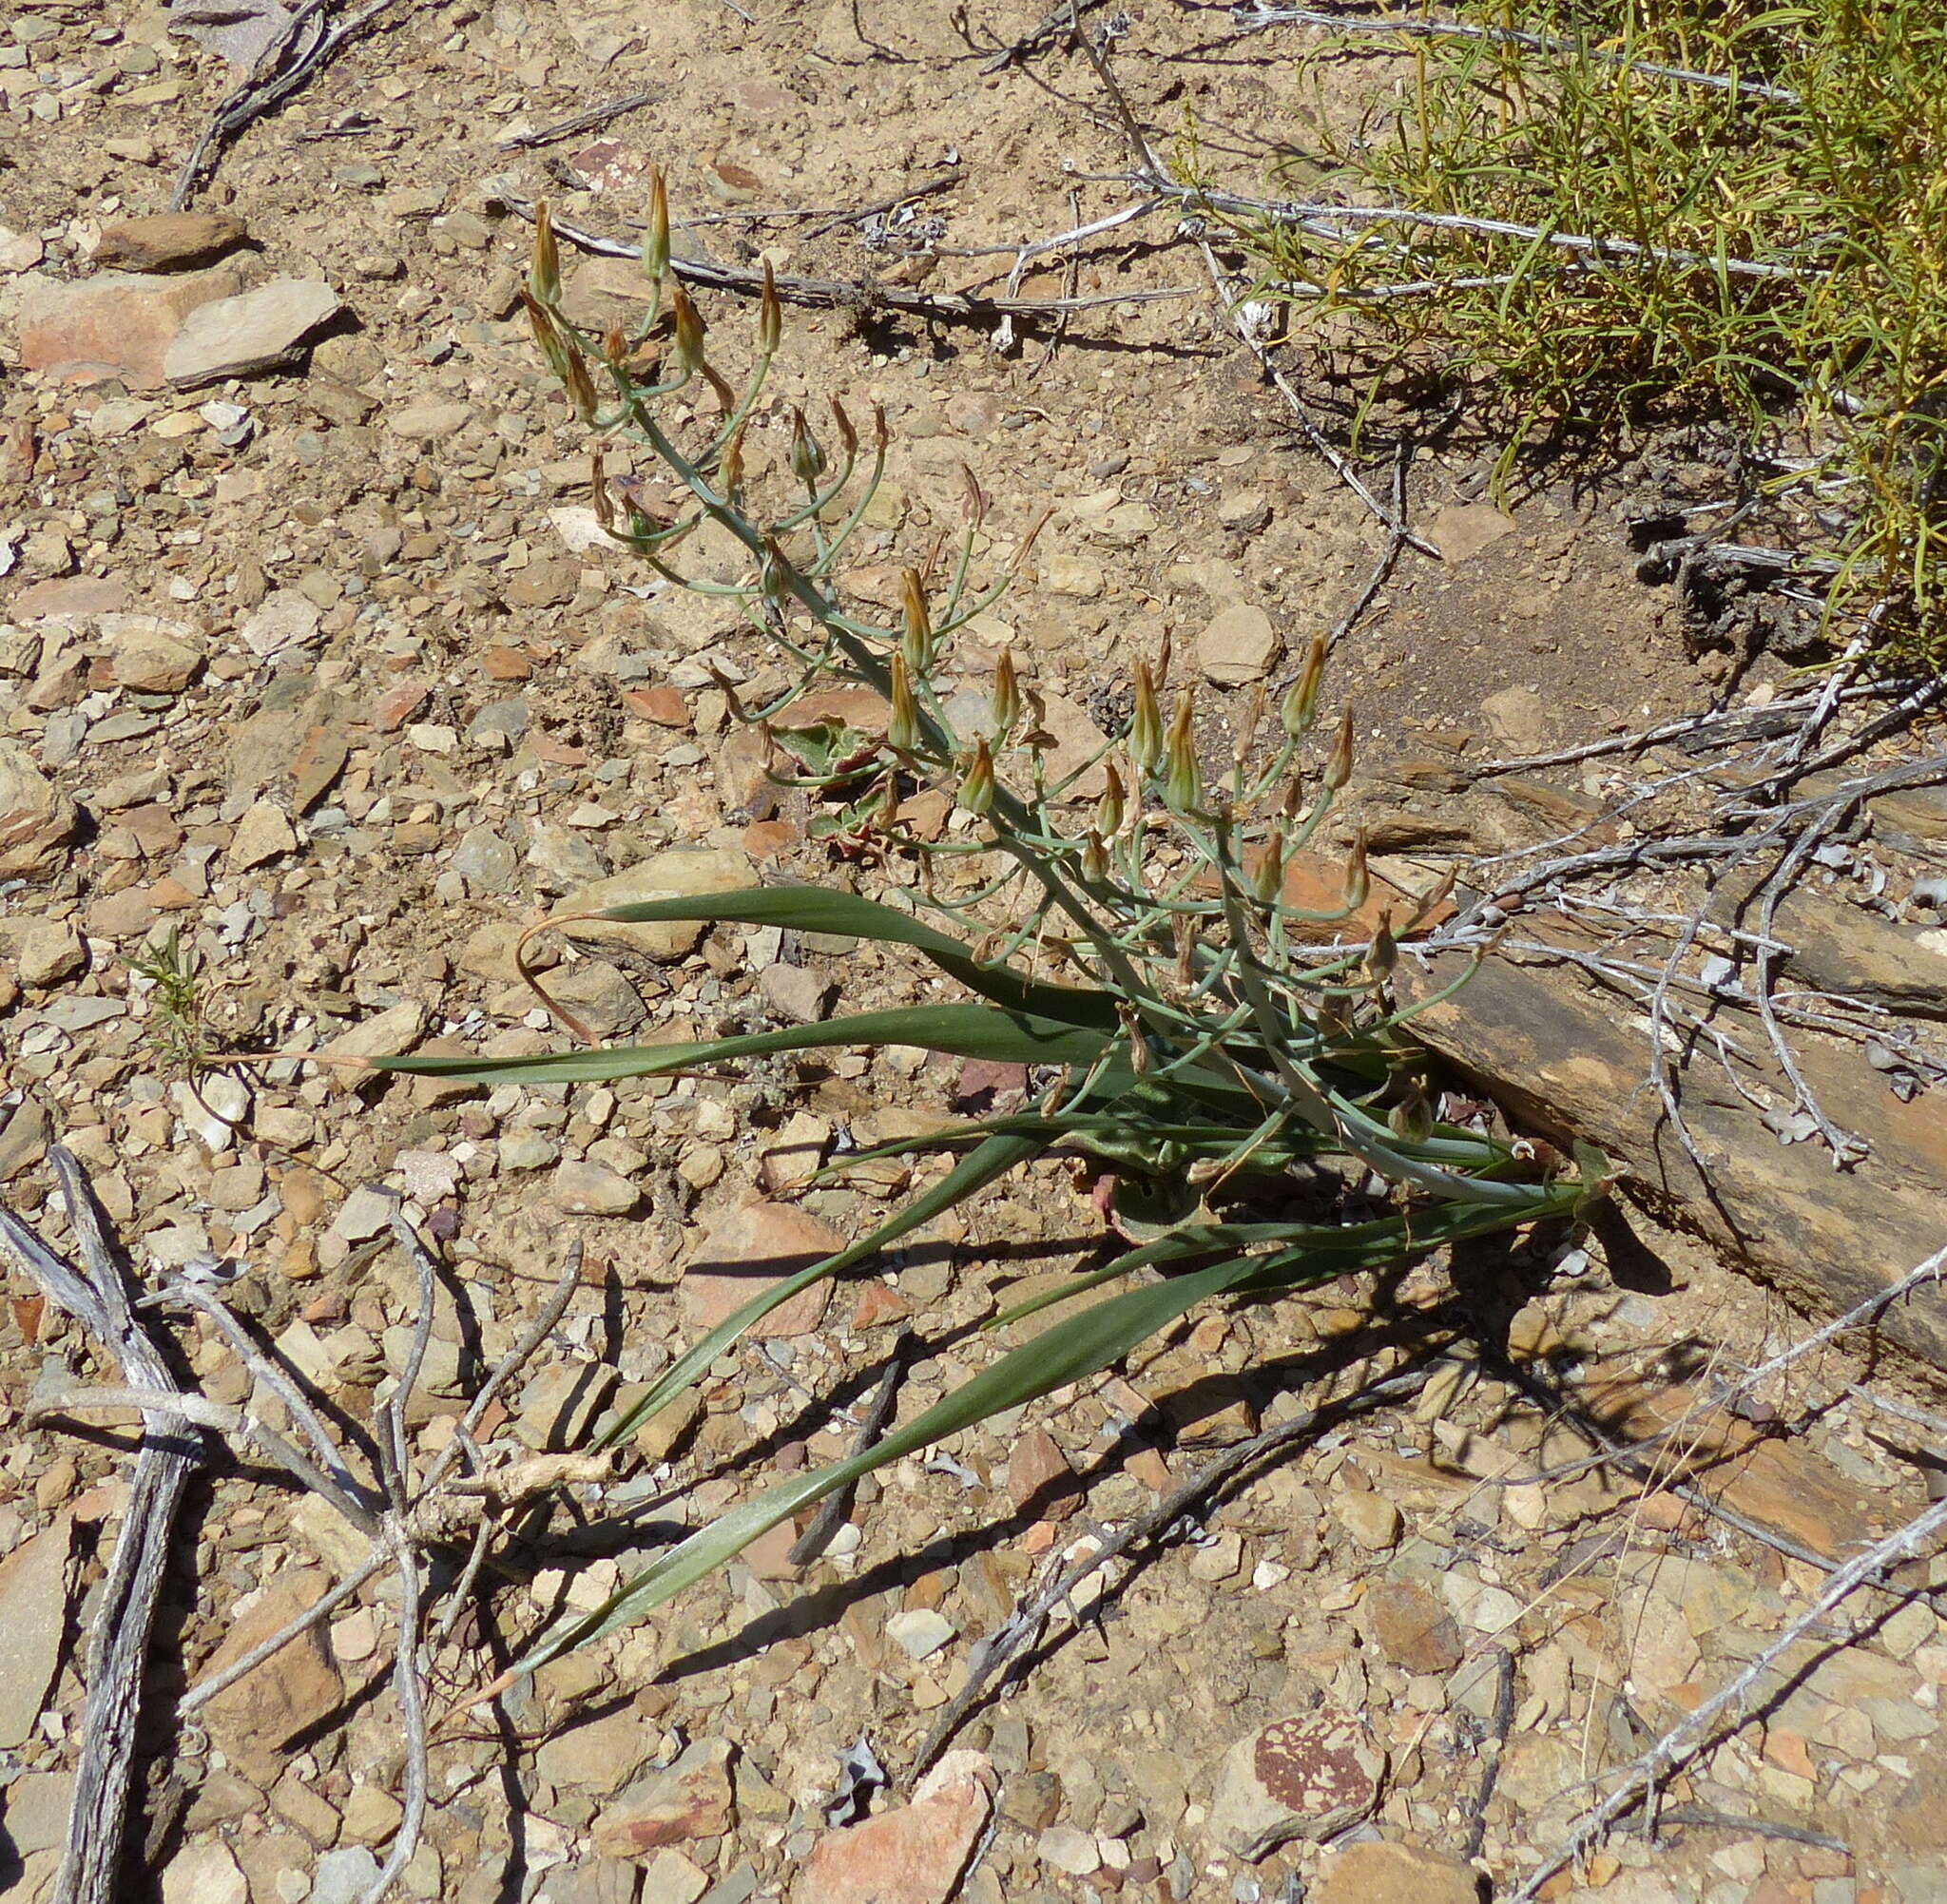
[367,179,1607,1678]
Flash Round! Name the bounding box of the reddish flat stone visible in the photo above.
[373,680,430,733]
[623,683,689,727]
[678,1202,839,1337]
[591,1738,735,1857]
[8,575,130,622]
[792,1753,993,1904]
[18,266,245,389]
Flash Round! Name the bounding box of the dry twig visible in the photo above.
[171,0,417,210]
[906,1363,1432,1783]
[1511,1488,1947,1897]
[488,190,1200,325]
[0,1149,202,1904]
[7,1155,589,1904]
[494,85,668,150]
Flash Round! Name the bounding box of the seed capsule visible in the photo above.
[788,407,825,486]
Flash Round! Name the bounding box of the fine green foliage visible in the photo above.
[127,926,208,1074]
[374,181,1607,1676]
[1218,0,1947,662]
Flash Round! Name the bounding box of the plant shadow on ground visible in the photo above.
[627,1230,1580,1696]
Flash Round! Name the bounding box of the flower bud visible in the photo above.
[670,282,705,375]
[989,645,1022,743]
[1163,690,1201,816]
[899,568,933,678]
[756,258,781,355]
[590,450,614,534]
[1233,681,1265,769]
[521,291,570,384]
[1081,827,1110,883]
[961,463,987,528]
[788,406,825,486]
[643,169,671,287]
[1251,827,1286,906]
[529,201,562,306]
[563,349,597,426]
[1130,663,1164,777]
[1366,907,1398,980]
[958,735,996,817]
[719,426,746,500]
[1322,704,1355,792]
[1342,829,1369,910]
[1096,760,1126,839]
[830,395,858,456]
[1282,635,1327,737]
[888,651,922,755]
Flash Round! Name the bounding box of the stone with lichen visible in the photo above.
[1207,1706,1387,1860]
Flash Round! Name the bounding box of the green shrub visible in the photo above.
[1214,0,1947,663]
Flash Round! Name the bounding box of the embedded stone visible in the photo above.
[678,1202,839,1337]
[1197,602,1280,685]
[792,1752,993,1904]
[164,278,343,388]
[1312,1841,1482,1904]
[0,740,79,880]
[94,212,249,273]
[1208,1707,1386,1859]
[592,1738,736,1858]
[559,847,758,961]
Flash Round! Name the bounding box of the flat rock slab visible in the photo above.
[94,212,250,273]
[592,1737,736,1858]
[560,847,759,961]
[791,1751,993,1904]
[164,278,343,388]
[17,265,247,388]
[1312,1841,1482,1904]
[678,1202,838,1337]
[1399,945,1947,1372]
[199,1567,344,1763]
[0,1518,71,1748]
[0,738,80,882]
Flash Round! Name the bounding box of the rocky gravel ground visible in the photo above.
[4,4,1947,1904]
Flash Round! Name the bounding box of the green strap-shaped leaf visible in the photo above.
[371,1002,1111,1087]
[512,1246,1273,1676]
[569,886,1124,1031]
[593,1131,1043,1450]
